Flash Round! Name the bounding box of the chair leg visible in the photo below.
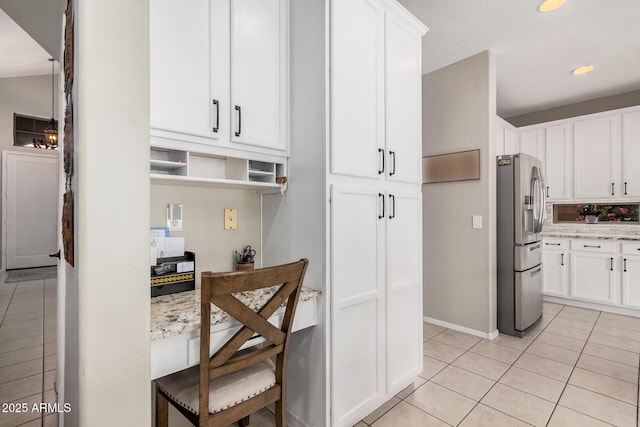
[155,386,169,427]
[237,415,250,426]
[275,399,286,427]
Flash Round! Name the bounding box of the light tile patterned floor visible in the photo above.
[358,302,640,427]
[0,274,58,427]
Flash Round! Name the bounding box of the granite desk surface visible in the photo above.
[151,286,321,341]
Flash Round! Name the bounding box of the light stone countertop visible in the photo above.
[542,233,640,241]
[151,286,321,341]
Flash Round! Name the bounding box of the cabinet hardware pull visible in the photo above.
[389,194,396,219]
[561,253,564,266]
[378,193,385,219]
[378,149,385,174]
[545,242,561,246]
[624,182,628,195]
[611,182,615,196]
[624,258,627,272]
[584,245,601,248]
[610,257,614,271]
[234,105,242,137]
[389,151,396,176]
[546,186,549,198]
[212,99,219,133]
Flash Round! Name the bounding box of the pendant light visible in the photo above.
[42,58,58,149]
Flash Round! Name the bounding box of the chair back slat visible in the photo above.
[198,259,308,426]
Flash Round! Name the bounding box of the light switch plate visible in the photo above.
[225,208,237,230]
[167,203,183,231]
[472,215,482,229]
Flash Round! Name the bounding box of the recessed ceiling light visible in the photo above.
[538,0,566,12]
[572,65,594,75]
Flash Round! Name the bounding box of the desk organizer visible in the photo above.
[151,251,195,297]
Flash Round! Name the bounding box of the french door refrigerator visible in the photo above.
[497,153,546,337]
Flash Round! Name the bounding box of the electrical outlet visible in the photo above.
[224,208,237,230]
[167,203,183,231]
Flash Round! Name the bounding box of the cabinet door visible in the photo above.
[519,128,545,165]
[570,253,616,304]
[622,112,640,197]
[545,124,572,200]
[330,0,384,179]
[622,257,640,309]
[385,188,422,393]
[573,116,620,198]
[542,250,567,296]
[230,0,286,150]
[330,184,385,426]
[150,0,214,137]
[385,14,422,184]
[504,127,519,155]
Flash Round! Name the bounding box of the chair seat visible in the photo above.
[156,360,276,415]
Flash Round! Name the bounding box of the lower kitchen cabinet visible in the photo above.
[542,245,568,297]
[621,242,640,309]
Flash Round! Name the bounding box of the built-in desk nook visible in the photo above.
[150,286,321,379]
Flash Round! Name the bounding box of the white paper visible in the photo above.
[152,236,185,258]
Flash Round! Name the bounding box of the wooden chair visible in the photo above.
[155,259,308,427]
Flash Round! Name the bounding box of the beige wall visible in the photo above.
[422,51,498,335]
[506,89,640,127]
[150,184,262,283]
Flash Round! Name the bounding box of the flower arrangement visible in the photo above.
[575,204,639,222]
[576,204,602,218]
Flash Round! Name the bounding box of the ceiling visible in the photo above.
[399,0,640,118]
[2,1,639,118]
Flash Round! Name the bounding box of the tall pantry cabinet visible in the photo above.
[263,1,426,426]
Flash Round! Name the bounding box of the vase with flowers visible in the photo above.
[576,204,602,224]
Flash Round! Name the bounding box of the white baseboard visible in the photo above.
[543,295,640,319]
[423,316,499,340]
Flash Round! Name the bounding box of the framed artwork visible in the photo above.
[422,149,481,184]
[62,0,75,266]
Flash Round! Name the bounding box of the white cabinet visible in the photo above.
[150,0,287,153]
[542,238,569,297]
[621,242,640,309]
[573,116,621,199]
[519,128,545,165]
[544,124,572,200]
[569,240,618,305]
[495,117,518,156]
[621,111,640,197]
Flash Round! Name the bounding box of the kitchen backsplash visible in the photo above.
[543,203,640,237]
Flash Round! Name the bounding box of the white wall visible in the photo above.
[65,0,151,425]
[422,51,498,336]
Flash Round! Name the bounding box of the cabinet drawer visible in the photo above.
[621,242,640,255]
[542,238,569,250]
[570,239,617,253]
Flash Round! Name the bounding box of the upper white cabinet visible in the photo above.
[495,116,518,156]
[519,128,545,165]
[150,0,288,154]
[331,0,423,184]
[573,116,621,199]
[544,124,572,200]
[622,111,640,197]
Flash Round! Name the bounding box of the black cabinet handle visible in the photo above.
[610,257,614,271]
[561,253,564,266]
[378,193,385,219]
[234,105,242,137]
[546,186,549,198]
[624,258,627,272]
[545,242,561,246]
[611,182,615,196]
[584,245,601,248]
[49,250,60,259]
[389,151,396,176]
[624,182,628,195]
[389,194,396,219]
[378,149,384,174]
[212,99,219,133]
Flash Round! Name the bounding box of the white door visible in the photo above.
[622,112,640,197]
[545,124,572,200]
[519,128,545,164]
[149,0,215,138]
[330,0,383,179]
[570,253,616,304]
[230,0,285,150]
[330,184,385,427]
[385,188,422,393]
[3,151,59,269]
[622,257,640,309]
[542,249,567,296]
[385,13,421,184]
[573,116,619,199]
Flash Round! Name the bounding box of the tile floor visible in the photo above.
[0,274,58,427]
[356,302,640,427]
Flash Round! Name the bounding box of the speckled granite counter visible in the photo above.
[151,286,321,341]
[543,233,640,241]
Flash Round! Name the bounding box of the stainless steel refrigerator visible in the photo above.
[497,153,545,337]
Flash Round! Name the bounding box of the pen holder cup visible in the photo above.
[236,261,254,271]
